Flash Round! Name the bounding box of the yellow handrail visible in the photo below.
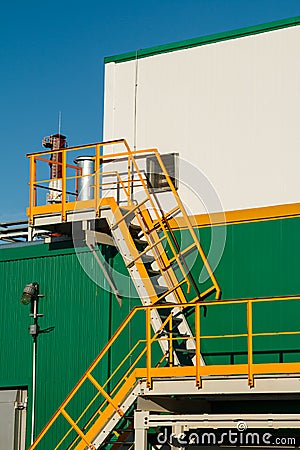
[29,295,300,449]
[27,139,219,304]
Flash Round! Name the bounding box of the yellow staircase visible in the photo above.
[26,140,300,449]
[26,139,221,448]
[96,143,221,365]
[27,139,220,306]
[27,139,221,367]
[28,296,300,449]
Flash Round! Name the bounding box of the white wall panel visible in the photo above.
[103,26,300,213]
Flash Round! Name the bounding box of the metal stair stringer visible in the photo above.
[87,372,144,449]
[132,203,205,366]
[103,198,181,365]
[101,197,204,367]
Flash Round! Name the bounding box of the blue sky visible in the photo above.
[1,0,300,221]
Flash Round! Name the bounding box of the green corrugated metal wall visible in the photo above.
[1,215,300,447]
[190,216,300,365]
[0,241,139,449]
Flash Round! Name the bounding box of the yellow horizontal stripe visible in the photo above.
[168,202,300,229]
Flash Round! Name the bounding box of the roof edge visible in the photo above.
[104,16,300,64]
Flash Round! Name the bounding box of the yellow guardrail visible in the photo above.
[26,138,221,302]
[29,295,300,450]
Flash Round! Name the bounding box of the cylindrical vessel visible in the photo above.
[74,156,95,201]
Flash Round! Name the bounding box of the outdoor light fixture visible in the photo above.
[20,282,38,306]
[20,281,44,445]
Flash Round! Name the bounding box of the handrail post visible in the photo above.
[122,138,134,205]
[169,314,173,367]
[247,300,254,387]
[95,144,100,216]
[29,155,36,225]
[195,303,201,388]
[127,154,134,206]
[61,150,67,221]
[33,156,37,208]
[75,167,80,200]
[146,307,152,389]
[127,153,131,206]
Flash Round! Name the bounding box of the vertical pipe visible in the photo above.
[127,154,131,206]
[195,303,201,388]
[146,308,151,388]
[116,181,120,205]
[95,145,100,216]
[75,168,79,200]
[61,150,67,221]
[74,157,95,201]
[31,339,37,445]
[247,301,254,387]
[132,50,139,202]
[30,297,38,445]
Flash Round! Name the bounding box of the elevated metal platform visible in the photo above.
[133,375,300,449]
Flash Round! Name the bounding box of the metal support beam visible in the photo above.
[134,411,148,450]
[141,374,300,397]
[133,408,300,450]
[171,424,184,450]
[144,413,300,429]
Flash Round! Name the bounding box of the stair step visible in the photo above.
[159,330,188,337]
[112,199,148,229]
[147,268,161,277]
[175,347,196,355]
[132,238,148,249]
[141,254,155,264]
[119,207,135,225]
[153,284,169,295]
[113,427,134,432]
[158,311,183,324]
[129,223,142,237]
[154,297,169,304]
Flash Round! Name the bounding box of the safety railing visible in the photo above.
[27,139,133,223]
[29,295,300,450]
[26,138,221,302]
[27,138,182,223]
